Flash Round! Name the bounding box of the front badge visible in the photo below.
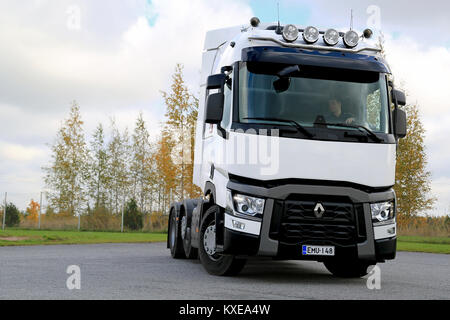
[314,203,325,218]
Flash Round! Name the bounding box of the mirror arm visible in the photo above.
[390,81,399,110]
[393,97,400,140]
[221,65,233,74]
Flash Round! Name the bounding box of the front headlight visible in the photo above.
[371,201,395,223]
[226,190,265,218]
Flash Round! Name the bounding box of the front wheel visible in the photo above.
[324,259,373,278]
[198,205,246,276]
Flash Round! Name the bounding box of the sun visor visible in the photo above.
[242,46,391,74]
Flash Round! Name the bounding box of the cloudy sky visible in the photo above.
[0,0,449,215]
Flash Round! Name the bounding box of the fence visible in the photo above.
[13,212,168,232]
[397,215,450,237]
[1,191,449,236]
[0,192,168,233]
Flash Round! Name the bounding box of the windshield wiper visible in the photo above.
[243,117,314,138]
[315,122,383,143]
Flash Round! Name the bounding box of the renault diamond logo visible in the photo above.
[314,203,325,218]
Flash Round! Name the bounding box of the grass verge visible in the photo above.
[397,236,450,254]
[0,230,448,254]
[0,229,166,246]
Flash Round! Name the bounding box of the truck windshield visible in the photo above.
[238,62,390,135]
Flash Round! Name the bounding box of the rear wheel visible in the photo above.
[324,259,373,278]
[168,210,185,259]
[198,205,246,276]
[180,209,198,259]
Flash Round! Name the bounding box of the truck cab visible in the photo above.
[168,19,407,277]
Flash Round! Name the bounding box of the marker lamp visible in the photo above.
[282,24,299,42]
[344,30,359,48]
[371,201,395,223]
[323,28,340,46]
[302,26,319,44]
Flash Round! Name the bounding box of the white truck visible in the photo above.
[167,18,407,277]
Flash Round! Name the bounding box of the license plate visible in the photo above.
[302,245,335,256]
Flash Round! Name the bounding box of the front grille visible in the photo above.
[272,196,358,246]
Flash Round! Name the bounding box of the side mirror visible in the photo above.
[207,74,226,90]
[393,108,407,138]
[205,93,224,124]
[392,89,406,106]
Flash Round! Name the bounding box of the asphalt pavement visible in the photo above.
[0,242,448,299]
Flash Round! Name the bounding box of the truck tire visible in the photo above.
[168,209,185,259]
[323,260,373,278]
[180,208,198,259]
[198,205,246,276]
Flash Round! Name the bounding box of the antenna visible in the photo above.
[277,2,280,24]
[350,9,354,30]
[275,2,282,34]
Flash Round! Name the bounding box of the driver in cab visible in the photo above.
[326,96,356,125]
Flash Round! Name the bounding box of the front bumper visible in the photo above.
[223,180,397,263]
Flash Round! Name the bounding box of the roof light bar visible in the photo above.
[270,22,364,48]
[248,36,382,54]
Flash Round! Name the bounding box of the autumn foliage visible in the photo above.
[161,63,201,200]
[39,64,200,231]
[394,103,435,218]
[25,200,40,222]
[35,62,445,236]
[397,215,449,237]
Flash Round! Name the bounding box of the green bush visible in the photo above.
[2,203,21,227]
[124,199,143,231]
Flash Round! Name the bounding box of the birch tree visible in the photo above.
[89,123,109,209]
[395,103,435,217]
[106,120,130,215]
[131,113,152,212]
[162,64,201,201]
[44,101,89,216]
[377,35,435,218]
[154,129,177,213]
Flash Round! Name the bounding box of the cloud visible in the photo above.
[0,0,254,209]
[0,140,48,202]
[431,177,450,216]
[0,0,449,216]
[0,103,61,146]
[0,142,46,163]
[381,35,450,215]
[0,0,253,115]
[301,0,450,46]
[385,37,450,117]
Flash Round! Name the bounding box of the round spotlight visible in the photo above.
[323,28,340,46]
[343,30,359,48]
[302,26,319,44]
[250,17,260,28]
[363,28,373,39]
[282,24,299,42]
